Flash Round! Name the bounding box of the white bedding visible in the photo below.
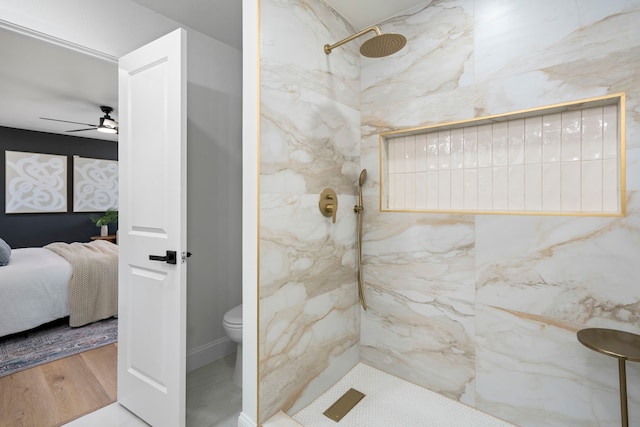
[0,247,72,337]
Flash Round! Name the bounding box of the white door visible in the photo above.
[117,28,187,427]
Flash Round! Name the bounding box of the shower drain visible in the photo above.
[322,388,366,422]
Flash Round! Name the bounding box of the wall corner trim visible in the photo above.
[238,412,258,427]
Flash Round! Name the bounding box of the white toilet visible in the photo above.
[223,304,243,387]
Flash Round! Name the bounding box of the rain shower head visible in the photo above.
[324,26,406,58]
[360,33,406,58]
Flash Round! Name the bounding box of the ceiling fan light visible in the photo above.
[97,126,118,134]
[97,117,118,134]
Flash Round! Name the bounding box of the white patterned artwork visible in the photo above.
[5,150,68,213]
[73,156,118,212]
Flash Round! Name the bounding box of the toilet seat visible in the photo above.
[223,304,242,326]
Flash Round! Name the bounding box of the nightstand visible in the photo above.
[90,235,117,244]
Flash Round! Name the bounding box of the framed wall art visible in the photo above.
[73,156,118,212]
[5,150,67,214]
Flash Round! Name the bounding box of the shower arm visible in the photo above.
[324,26,381,54]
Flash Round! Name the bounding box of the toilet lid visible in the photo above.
[223,304,242,325]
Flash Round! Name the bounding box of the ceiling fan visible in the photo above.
[40,105,118,134]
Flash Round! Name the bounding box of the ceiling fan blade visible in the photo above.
[40,117,98,127]
[66,127,98,132]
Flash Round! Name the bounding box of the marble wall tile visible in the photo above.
[260,282,359,417]
[259,191,360,420]
[260,79,360,195]
[476,192,640,331]
[261,0,360,108]
[359,201,476,403]
[362,202,476,303]
[476,304,640,426]
[360,133,384,196]
[359,1,640,426]
[260,0,640,425]
[474,47,640,197]
[474,1,640,83]
[260,0,361,196]
[260,193,358,302]
[361,287,476,405]
[360,0,476,133]
[259,0,361,421]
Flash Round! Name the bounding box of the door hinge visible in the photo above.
[182,251,192,263]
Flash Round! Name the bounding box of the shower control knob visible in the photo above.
[319,188,338,223]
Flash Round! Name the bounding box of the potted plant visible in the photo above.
[90,208,118,236]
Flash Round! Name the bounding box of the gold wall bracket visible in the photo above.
[319,188,338,223]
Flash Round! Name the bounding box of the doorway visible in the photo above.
[0,5,244,426]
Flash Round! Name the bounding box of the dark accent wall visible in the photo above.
[0,126,118,248]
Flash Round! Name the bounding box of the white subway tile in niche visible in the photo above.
[524,163,542,211]
[581,107,603,160]
[477,124,493,168]
[463,127,478,168]
[582,160,603,212]
[463,168,478,210]
[508,165,525,211]
[508,119,525,165]
[603,104,618,159]
[438,131,451,170]
[492,122,508,166]
[404,136,416,173]
[524,116,542,164]
[451,129,465,169]
[380,94,625,215]
[542,113,562,163]
[603,158,620,212]
[492,166,509,210]
[416,134,428,173]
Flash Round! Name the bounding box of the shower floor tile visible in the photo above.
[292,363,515,427]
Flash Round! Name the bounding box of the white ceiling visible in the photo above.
[129,0,243,50]
[0,0,425,142]
[127,0,427,47]
[324,0,426,30]
[0,26,119,142]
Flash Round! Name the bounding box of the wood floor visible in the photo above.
[0,343,117,427]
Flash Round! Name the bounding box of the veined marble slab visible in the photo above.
[259,0,362,420]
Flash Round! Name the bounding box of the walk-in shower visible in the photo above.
[324,25,407,58]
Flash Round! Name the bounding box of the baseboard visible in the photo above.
[238,412,257,427]
[186,336,235,372]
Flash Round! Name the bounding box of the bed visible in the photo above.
[0,240,118,338]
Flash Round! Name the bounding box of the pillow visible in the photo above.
[0,238,11,266]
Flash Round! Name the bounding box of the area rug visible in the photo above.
[0,317,118,377]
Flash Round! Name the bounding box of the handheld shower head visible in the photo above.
[324,26,406,58]
[357,169,367,208]
[359,169,367,187]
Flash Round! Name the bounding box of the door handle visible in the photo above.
[149,250,177,264]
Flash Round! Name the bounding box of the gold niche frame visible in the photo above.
[378,93,626,217]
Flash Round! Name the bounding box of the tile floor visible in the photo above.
[66,358,515,427]
[63,352,241,427]
[291,363,516,427]
[186,352,242,426]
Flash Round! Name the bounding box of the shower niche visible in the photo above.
[379,93,625,216]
